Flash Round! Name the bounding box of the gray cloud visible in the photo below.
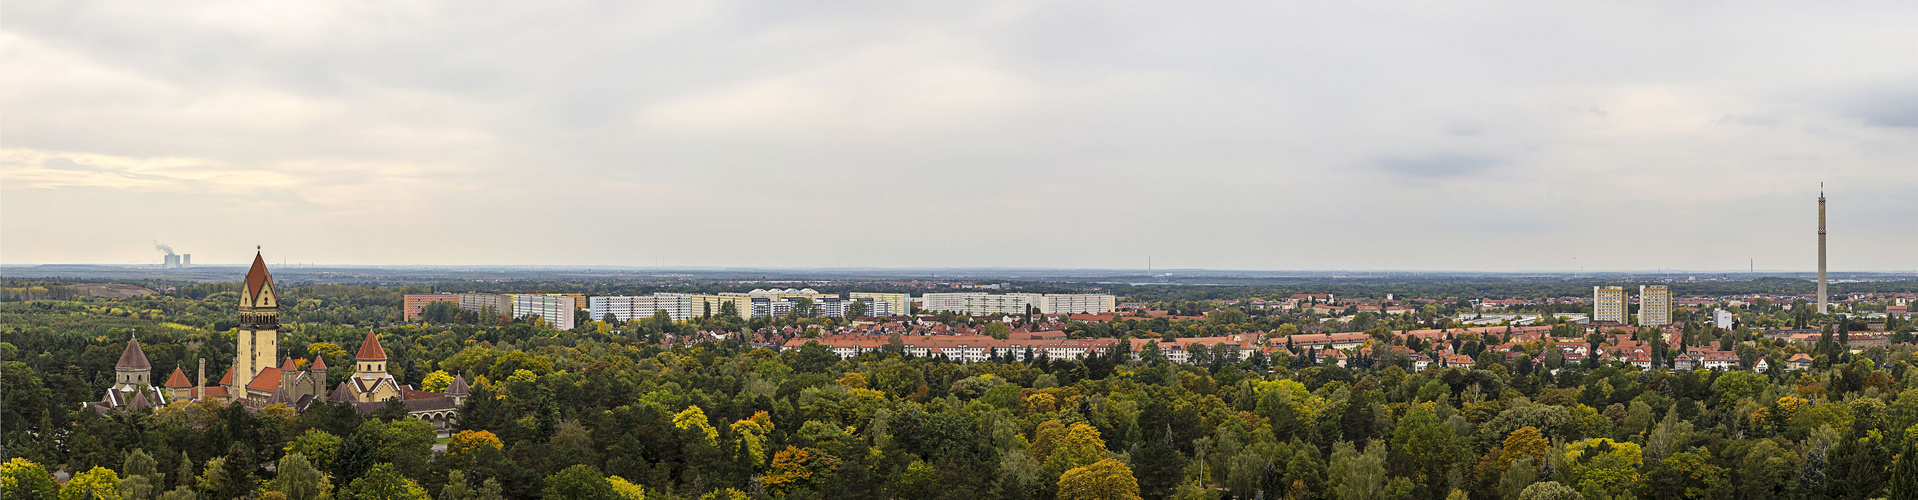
[1852,89,1918,129]
[4,1,1917,270]
[1374,154,1504,179]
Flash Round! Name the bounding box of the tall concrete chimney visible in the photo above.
[196,358,206,400]
[1818,186,1827,314]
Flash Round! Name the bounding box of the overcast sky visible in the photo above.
[4,1,1915,270]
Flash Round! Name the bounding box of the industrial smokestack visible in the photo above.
[1818,186,1827,314]
[155,241,179,268]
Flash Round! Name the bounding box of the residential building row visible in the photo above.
[1593,285,1673,327]
[920,292,1118,316]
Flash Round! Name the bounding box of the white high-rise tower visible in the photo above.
[1818,186,1827,314]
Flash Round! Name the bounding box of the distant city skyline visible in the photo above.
[5,3,1916,270]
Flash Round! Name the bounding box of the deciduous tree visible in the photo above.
[1057,458,1141,500]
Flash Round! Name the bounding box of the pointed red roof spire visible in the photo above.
[356,330,388,360]
[164,368,192,388]
[280,358,298,371]
[117,335,152,370]
[245,249,272,302]
[309,355,328,371]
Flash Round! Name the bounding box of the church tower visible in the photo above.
[232,248,280,401]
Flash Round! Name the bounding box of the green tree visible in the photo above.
[1736,439,1799,499]
[1892,439,1918,500]
[1393,408,1468,498]
[847,300,869,319]
[983,322,1012,340]
[1641,451,1726,499]
[1561,439,1641,500]
[287,429,343,475]
[1330,440,1406,500]
[268,453,334,500]
[195,457,230,500]
[1711,371,1767,406]
[542,465,618,500]
[437,470,503,500]
[341,463,427,500]
[1132,433,1185,500]
[117,449,162,500]
[1518,481,1581,500]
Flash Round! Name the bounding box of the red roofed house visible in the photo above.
[1786,353,1814,370]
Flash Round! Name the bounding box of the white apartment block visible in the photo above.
[590,294,693,323]
[1593,286,1628,324]
[1040,294,1118,315]
[457,293,515,317]
[1639,285,1672,327]
[920,292,1118,316]
[512,294,577,330]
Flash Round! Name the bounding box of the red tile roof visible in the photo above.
[355,330,387,360]
[164,368,192,387]
[309,355,327,371]
[246,368,283,392]
[280,358,298,371]
[245,252,272,302]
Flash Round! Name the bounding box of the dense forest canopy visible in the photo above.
[3,279,1917,500]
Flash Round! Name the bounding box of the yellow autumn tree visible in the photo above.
[1025,393,1060,415]
[731,411,775,467]
[422,371,454,393]
[1500,426,1550,466]
[675,406,719,446]
[447,430,503,464]
[1031,420,1068,460]
[1042,422,1108,475]
[608,475,646,500]
[1057,458,1141,500]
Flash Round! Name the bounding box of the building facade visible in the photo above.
[689,294,754,320]
[849,292,910,317]
[457,293,515,319]
[591,294,695,323]
[1639,285,1672,326]
[403,293,460,321]
[921,292,1119,316]
[1039,294,1118,315]
[512,294,577,330]
[1593,286,1628,324]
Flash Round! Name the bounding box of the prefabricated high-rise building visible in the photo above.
[1593,286,1628,324]
[1638,285,1672,327]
